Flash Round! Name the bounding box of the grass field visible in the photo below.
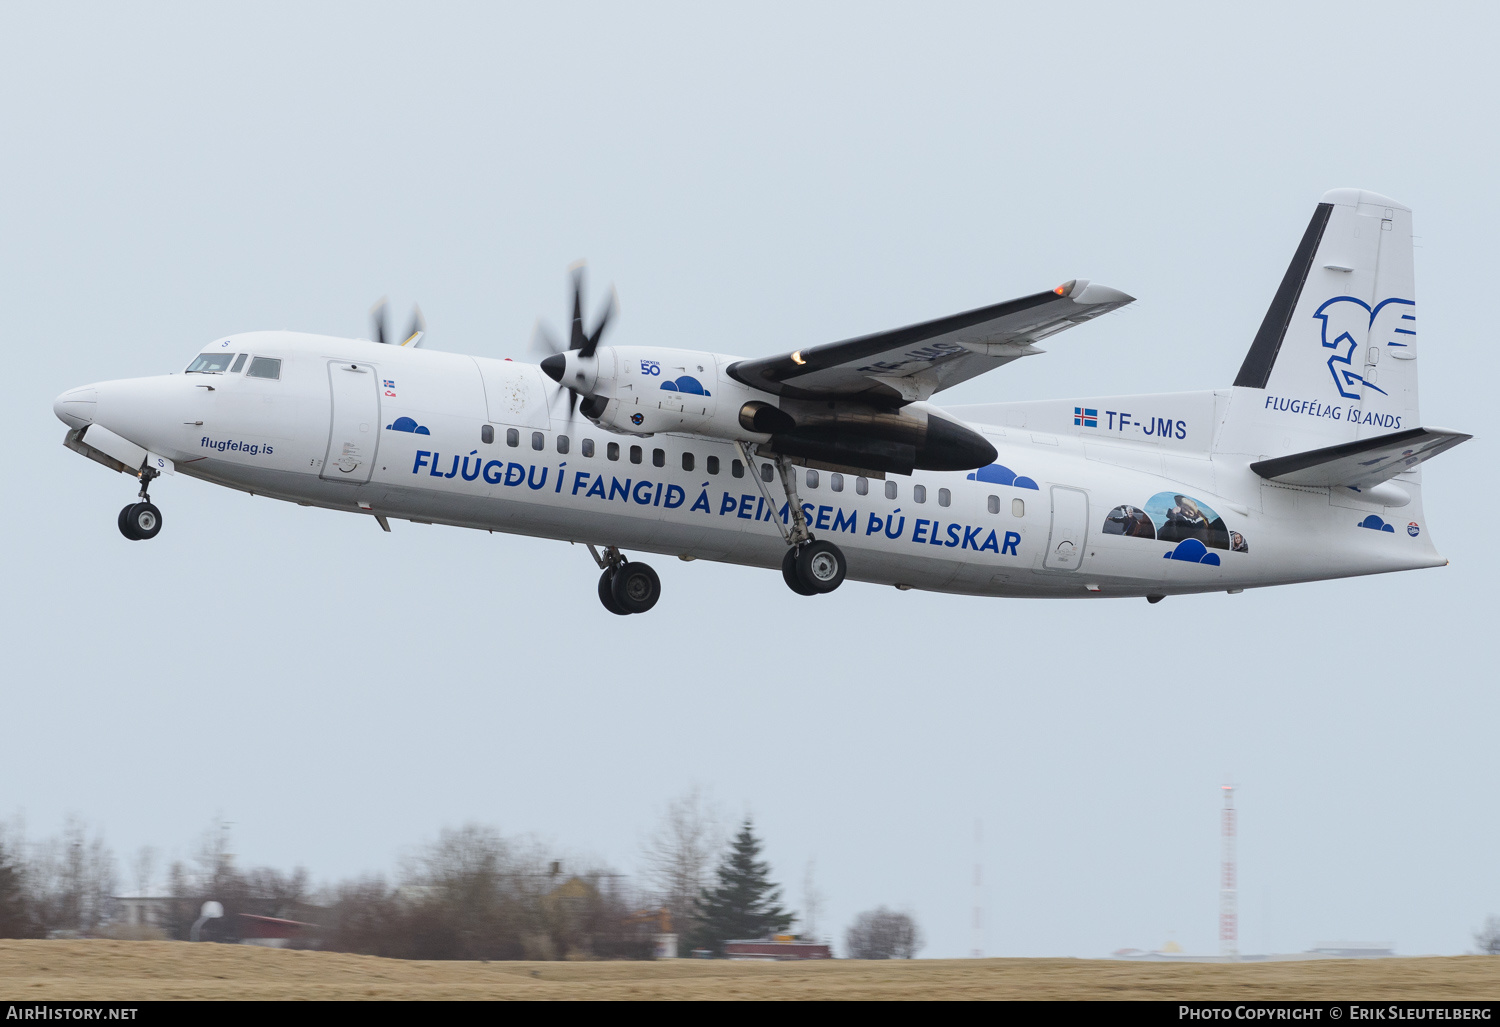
[0,941,1496,1000]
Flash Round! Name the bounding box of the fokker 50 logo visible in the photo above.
[1313,296,1415,400]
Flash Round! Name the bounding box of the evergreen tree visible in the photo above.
[693,818,793,954]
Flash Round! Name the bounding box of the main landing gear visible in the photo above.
[117,467,163,541]
[590,544,662,615]
[738,443,848,597]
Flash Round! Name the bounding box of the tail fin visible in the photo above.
[1225,189,1419,454]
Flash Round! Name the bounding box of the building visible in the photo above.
[237,913,320,948]
[724,935,832,960]
[1111,940,1400,962]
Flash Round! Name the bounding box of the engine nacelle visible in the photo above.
[546,346,779,441]
[540,345,996,474]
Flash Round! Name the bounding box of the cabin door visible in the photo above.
[321,361,381,484]
[1044,486,1089,571]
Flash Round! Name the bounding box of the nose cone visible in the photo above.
[54,386,97,429]
[540,352,565,383]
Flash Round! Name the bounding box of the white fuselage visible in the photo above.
[55,331,1446,599]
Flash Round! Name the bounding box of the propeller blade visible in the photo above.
[543,381,581,422]
[401,304,426,347]
[530,319,565,359]
[581,287,616,358]
[569,265,587,351]
[370,298,389,345]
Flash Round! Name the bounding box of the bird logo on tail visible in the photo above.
[1313,296,1415,399]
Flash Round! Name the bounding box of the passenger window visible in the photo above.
[914,484,927,504]
[760,463,774,483]
[806,469,819,489]
[186,352,235,374]
[608,442,620,461]
[682,452,695,472]
[652,448,665,467]
[707,455,720,475]
[630,445,643,465]
[557,435,569,454]
[229,353,248,373]
[831,473,843,493]
[481,425,494,444]
[938,488,951,507]
[582,439,595,458]
[732,459,744,478]
[532,432,545,451]
[855,477,868,496]
[885,481,897,500]
[987,495,1000,515]
[246,357,281,380]
[506,429,519,447]
[1012,498,1025,517]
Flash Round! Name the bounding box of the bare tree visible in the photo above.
[845,907,923,959]
[325,875,403,957]
[640,786,723,940]
[1476,915,1500,955]
[0,840,33,938]
[27,818,117,936]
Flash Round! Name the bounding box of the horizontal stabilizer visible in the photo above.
[1250,427,1470,489]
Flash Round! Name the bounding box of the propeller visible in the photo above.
[534,263,617,418]
[370,298,426,347]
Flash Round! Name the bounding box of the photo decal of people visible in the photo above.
[1102,492,1246,552]
[1103,504,1156,539]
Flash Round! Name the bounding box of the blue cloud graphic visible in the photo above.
[660,375,711,396]
[385,416,430,435]
[1357,514,1396,533]
[1163,538,1222,566]
[966,464,1040,490]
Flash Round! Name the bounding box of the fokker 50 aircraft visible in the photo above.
[54,189,1469,614]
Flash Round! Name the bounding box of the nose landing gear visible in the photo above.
[118,502,163,540]
[590,544,661,615]
[117,467,163,541]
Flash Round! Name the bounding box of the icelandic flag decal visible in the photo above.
[1074,406,1098,428]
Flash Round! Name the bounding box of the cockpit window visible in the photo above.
[246,356,282,380]
[186,352,236,373]
[229,353,248,373]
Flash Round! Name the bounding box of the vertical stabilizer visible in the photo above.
[1222,189,1419,456]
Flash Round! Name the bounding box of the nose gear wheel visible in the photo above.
[118,501,163,541]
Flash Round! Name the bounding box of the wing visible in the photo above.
[727,279,1133,404]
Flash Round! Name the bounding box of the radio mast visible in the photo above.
[1219,784,1237,960]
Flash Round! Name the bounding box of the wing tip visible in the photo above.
[1070,281,1134,306]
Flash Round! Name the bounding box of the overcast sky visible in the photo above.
[3,1,1496,958]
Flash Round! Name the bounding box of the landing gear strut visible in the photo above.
[738,442,848,597]
[589,544,661,615]
[118,467,163,541]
